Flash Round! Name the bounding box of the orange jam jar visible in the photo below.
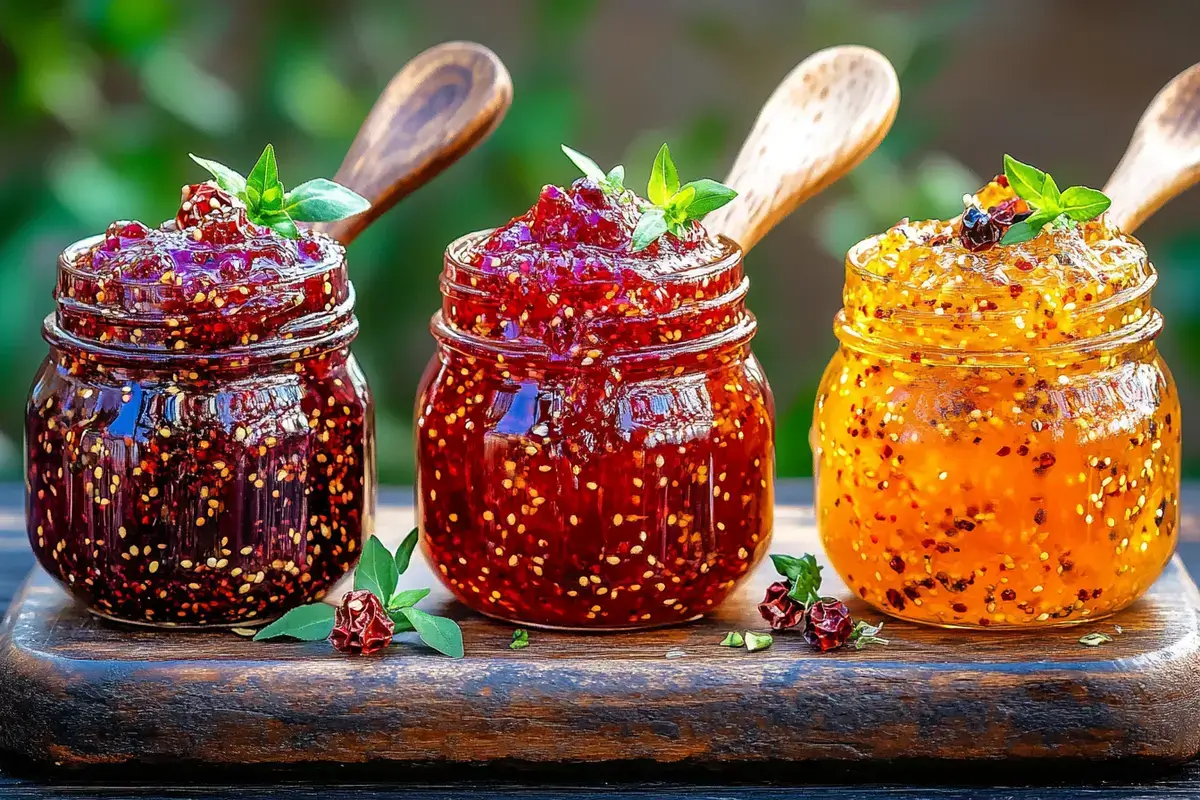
[813,177,1181,628]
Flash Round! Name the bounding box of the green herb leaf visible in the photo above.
[678,178,737,218]
[394,528,419,576]
[1039,172,1062,210]
[850,620,890,650]
[719,631,745,648]
[665,185,696,217]
[1079,632,1114,647]
[1003,154,1048,207]
[606,165,625,189]
[189,154,247,195]
[258,211,301,240]
[399,607,465,658]
[647,143,679,206]
[253,602,336,642]
[510,629,530,650]
[389,587,431,610]
[562,144,607,184]
[283,178,370,223]
[1060,186,1112,221]
[354,534,399,602]
[770,553,823,605]
[388,608,416,632]
[1000,221,1036,246]
[744,631,773,652]
[246,144,283,213]
[631,207,668,252]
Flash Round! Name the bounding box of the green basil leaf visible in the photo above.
[400,607,465,658]
[678,178,737,218]
[561,144,606,184]
[666,220,691,238]
[354,534,399,601]
[253,603,336,642]
[283,178,370,222]
[246,143,281,213]
[647,143,679,207]
[259,212,300,239]
[1060,186,1112,221]
[388,609,416,632]
[394,527,419,576]
[606,165,625,189]
[389,587,431,610]
[1003,154,1048,206]
[1039,172,1062,210]
[631,207,668,251]
[770,553,823,605]
[189,154,247,195]
[1000,220,1037,246]
[666,185,696,215]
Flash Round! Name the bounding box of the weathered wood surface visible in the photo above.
[2,495,1200,771]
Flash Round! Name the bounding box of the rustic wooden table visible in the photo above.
[3,481,1200,799]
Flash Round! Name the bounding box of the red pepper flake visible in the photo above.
[996,446,1012,457]
[888,555,905,574]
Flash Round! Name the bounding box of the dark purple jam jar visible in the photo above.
[25,193,375,628]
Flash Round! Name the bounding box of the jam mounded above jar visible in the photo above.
[27,183,374,627]
[814,176,1179,628]
[418,176,774,629]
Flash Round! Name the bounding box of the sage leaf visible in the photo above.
[189,154,247,195]
[283,178,370,222]
[647,143,679,206]
[631,207,668,251]
[394,527,419,576]
[400,607,465,658]
[354,534,398,601]
[253,603,336,642]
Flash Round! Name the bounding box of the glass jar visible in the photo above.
[26,231,375,628]
[813,223,1180,628]
[416,232,774,630]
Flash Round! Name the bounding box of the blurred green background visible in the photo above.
[2,0,1199,485]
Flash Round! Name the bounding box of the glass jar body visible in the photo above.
[26,341,375,628]
[415,341,775,630]
[812,339,1180,628]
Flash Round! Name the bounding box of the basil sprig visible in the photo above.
[190,144,370,239]
[561,144,626,193]
[631,143,737,251]
[999,154,1111,246]
[254,529,464,658]
[769,553,823,605]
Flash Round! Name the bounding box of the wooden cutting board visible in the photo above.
[1,502,1199,769]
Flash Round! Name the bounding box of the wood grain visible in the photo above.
[1,503,1198,770]
[316,41,512,245]
[706,45,899,253]
[1105,61,1200,234]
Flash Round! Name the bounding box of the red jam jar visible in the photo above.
[25,197,375,628]
[415,180,775,629]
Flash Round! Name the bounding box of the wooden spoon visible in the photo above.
[706,45,900,253]
[1104,62,1200,234]
[317,41,513,245]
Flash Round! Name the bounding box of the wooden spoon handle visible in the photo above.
[1104,63,1200,234]
[706,46,899,253]
[318,41,513,245]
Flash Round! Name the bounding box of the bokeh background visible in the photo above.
[2,0,1199,485]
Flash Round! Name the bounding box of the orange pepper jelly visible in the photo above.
[416,180,775,629]
[814,178,1180,628]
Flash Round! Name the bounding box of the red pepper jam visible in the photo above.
[416,179,775,629]
[26,184,375,628]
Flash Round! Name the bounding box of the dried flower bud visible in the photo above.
[330,589,394,655]
[803,597,855,652]
[757,581,806,630]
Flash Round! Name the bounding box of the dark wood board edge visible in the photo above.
[2,561,1200,769]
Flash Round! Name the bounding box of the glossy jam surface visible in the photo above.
[814,178,1180,628]
[417,180,774,629]
[26,184,374,627]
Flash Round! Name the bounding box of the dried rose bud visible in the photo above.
[757,581,806,630]
[176,182,242,230]
[803,598,855,652]
[330,589,394,655]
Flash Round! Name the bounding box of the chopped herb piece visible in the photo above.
[1079,632,1114,647]
[510,629,530,650]
[719,631,745,648]
[744,631,773,652]
[850,620,890,650]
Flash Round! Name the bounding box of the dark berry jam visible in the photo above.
[26,183,375,628]
[417,179,774,629]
